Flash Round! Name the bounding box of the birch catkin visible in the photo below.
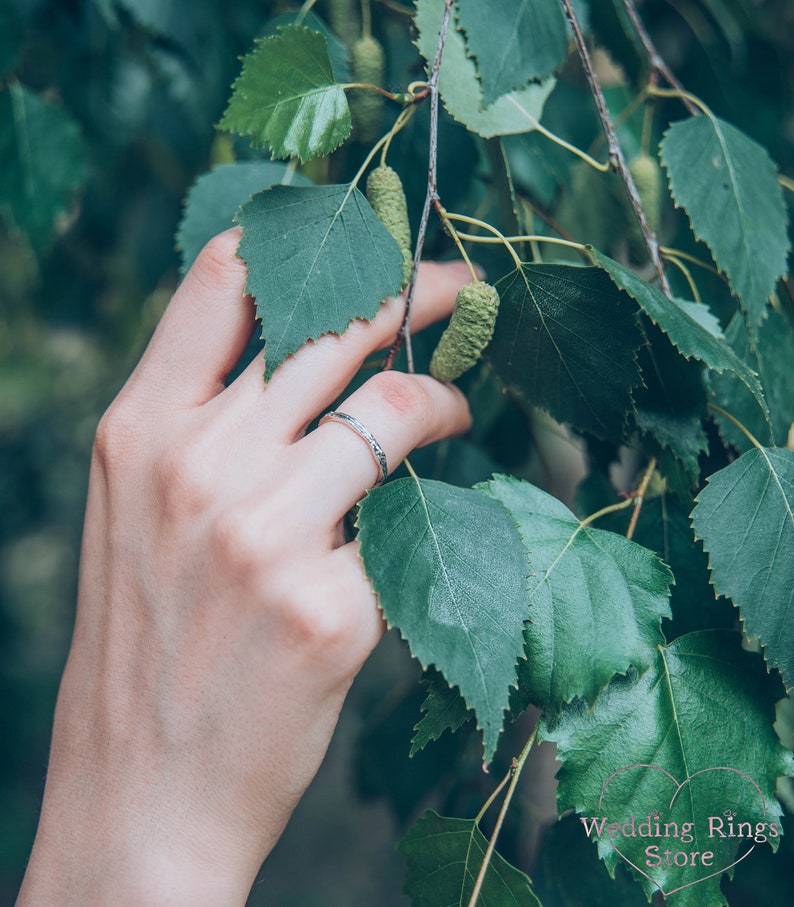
[430,281,501,382]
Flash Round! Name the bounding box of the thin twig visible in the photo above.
[559,0,672,298]
[619,0,700,117]
[626,456,657,541]
[383,0,454,371]
[467,727,538,907]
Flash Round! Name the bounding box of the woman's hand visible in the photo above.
[17,229,473,906]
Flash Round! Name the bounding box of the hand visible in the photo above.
[17,229,473,906]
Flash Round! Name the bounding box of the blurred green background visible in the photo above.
[2,0,793,904]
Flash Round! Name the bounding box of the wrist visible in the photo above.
[18,826,253,907]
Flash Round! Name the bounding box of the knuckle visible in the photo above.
[93,400,140,470]
[368,371,434,422]
[208,505,267,578]
[283,592,354,655]
[155,431,217,519]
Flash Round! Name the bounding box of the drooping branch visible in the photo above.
[384,0,454,371]
[619,0,700,117]
[558,0,672,298]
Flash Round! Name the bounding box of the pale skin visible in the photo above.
[17,229,473,905]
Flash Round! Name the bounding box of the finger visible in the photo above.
[295,370,472,523]
[319,541,386,675]
[218,260,475,440]
[128,229,254,408]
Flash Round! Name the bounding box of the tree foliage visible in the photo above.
[3,0,794,904]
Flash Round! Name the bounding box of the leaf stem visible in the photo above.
[384,0,455,372]
[380,104,417,165]
[707,403,764,451]
[559,0,671,297]
[626,456,657,541]
[452,226,587,256]
[646,85,713,118]
[440,217,479,282]
[341,82,407,102]
[295,0,320,25]
[779,174,794,194]
[533,121,609,172]
[619,0,701,117]
[660,246,722,279]
[467,726,538,907]
[443,212,523,271]
[473,764,513,825]
[580,497,635,528]
[663,254,701,302]
[376,0,415,14]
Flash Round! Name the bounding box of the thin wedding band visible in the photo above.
[319,411,389,487]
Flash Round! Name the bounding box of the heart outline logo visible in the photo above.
[595,763,767,896]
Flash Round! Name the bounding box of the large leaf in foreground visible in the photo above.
[399,810,541,907]
[415,0,554,138]
[660,115,789,330]
[357,477,529,761]
[542,631,793,907]
[176,162,311,275]
[590,248,767,419]
[236,184,403,380]
[0,84,86,252]
[219,25,350,162]
[483,476,672,713]
[692,447,794,690]
[457,0,567,104]
[486,264,643,440]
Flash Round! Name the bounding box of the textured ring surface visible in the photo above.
[319,411,389,487]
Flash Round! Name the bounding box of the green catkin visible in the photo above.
[327,0,360,48]
[626,151,662,260]
[366,165,412,285]
[350,35,385,143]
[629,152,662,234]
[430,281,501,383]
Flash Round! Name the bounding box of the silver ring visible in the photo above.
[319,411,389,487]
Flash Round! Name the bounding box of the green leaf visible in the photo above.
[542,631,794,906]
[457,0,568,104]
[711,309,794,451]
[632,321,708,483]
[176,162,311,275]
[415,0,555,139]
[399,810,541,906]
[264,11,350,82]
[236,183,404,380]
[660,114,790,331]
[357,477,530,761]
[589,248,768,421]
[411,670,472,756]
[483,475,672,714]
[0,84,86,253]
[485,264,643,440]
[219,25,351,163]
[692,447,794,691]
[603,496,735,639]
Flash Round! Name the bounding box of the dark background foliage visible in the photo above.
[1,0,793,903]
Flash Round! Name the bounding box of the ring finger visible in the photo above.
[296,370,471,524]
